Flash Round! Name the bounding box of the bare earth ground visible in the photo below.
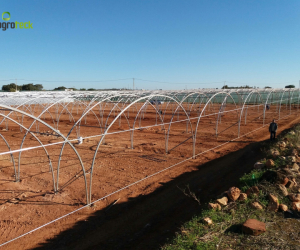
[0,103,298,249]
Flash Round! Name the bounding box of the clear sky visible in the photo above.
[0,0,299,90]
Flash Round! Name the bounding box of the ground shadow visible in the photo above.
[224,224,243,235]
[31,136,269,250]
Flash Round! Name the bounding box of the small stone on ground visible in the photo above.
[242,219,266,236]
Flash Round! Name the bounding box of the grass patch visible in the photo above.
[162,125,300,250]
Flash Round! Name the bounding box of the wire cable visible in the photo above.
[0,114,291,248]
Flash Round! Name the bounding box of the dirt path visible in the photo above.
[2,116,291,249]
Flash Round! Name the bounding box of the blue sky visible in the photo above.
[0,0,299,90]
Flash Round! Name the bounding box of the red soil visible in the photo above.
[0,102,298,249]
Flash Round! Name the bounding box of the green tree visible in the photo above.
[2,83,43,91]
[53,86,67,91]
[285,85,295,88]
[2,83,21,92]
[34,84,43,91]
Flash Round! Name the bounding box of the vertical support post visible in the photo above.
[155,102,158,125]
[130,128,134,149]
[297,90,300,113]
[101,105,103,127]
[186,118,188,133]
[192,135,196,159]
[165,134,168,155]
[289,90,291,114]
[133,78,135,90]
[263,103,266,126]
[139,111,142,128]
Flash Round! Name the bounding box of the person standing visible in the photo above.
[269,119,278,140]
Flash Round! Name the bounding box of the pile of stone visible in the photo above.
[208,186,245,211]
[252,143,300,213]
[203,133,300,236]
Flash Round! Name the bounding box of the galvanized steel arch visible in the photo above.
[0,89,299,205]
[0,103,90,204]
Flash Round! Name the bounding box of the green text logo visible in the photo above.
[0,12,33,31]
[2,12,10,21]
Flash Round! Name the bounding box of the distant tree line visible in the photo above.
[221,85,253,89]
[222,85,296,90]
[2,83,43,92]
[53,86,126,91]
[53,86,97,91]
[1,84,99,92]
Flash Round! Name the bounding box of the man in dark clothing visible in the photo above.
[269,119,278,140]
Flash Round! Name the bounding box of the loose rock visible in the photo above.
[203,217,213,225]
[242,219,266,236]
[278,141,286,148]
[238,193,247,201]
[291,148,298,156]
[279,156,286,161]
[208,203,221,211]
[269,149,280,158]
[268,193,279,203]
[292,178,298,187]
[287,156,297,163]
[254,162,264,170]
[266,159,275,168]
[267,194,279,212]
[291,163,299,171]
[291,202,300,211]
[279,204,288,212]
[216,196,228,206]
[278,184,288,196]
[250,202,263,210]
[227,187,241,201]
[288,193,300,202]
[246,186,260,196]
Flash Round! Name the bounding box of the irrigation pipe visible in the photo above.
[0,102,294,157]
